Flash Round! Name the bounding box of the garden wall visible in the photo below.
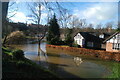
[46,44,120,62]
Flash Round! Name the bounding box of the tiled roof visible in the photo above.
[78,32,103,43]
[103,32,120,43]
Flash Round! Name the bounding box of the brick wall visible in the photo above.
[47,44,120,62]
[106,42,113,52]
[106,42,120,52]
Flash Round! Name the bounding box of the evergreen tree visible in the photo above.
[47,14,60,45]
[64,28,73,46]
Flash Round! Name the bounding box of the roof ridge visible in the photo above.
[103,31,119,43]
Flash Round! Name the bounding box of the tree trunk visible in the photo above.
[38,40,41,46]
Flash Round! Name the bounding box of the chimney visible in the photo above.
[108,27,111,33]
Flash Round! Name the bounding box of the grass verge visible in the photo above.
[2,47,62,79]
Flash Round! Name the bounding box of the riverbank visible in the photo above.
[46,44,120,62]
[2,47,61,79]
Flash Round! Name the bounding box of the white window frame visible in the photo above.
[112,43,120,50]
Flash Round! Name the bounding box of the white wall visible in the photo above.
[107,33,120,43]
[99,34,104,38]
[74,33,85,46]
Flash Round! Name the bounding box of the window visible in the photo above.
[117,34,120,39]
[77,34,81,39]
[113,43,120,50]
[87,42,93,47]
[117,35,120,39]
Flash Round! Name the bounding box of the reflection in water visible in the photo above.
[9,43,120,78]
[74,57,83,66]
[37,43,48,69]
[37,44,40,64]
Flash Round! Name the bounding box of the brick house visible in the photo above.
[74,32,102,49]
[99,33,111,49]
[103,32,120,52]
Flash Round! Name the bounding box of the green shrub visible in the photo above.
[16,61,30,70]
[2,47,12,53]
[12,49,24,60]
[72,42,79,47]
[6,31,26,44]
[16,61,38,72]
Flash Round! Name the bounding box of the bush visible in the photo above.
[58,40,65,45]
[16,61,31,70]
[72,43,79,48]
[6,31,26,44]
[12,49,24,60]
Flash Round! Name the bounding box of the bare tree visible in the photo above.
[106,22,113,33]
[27,1,49,46]
[96,23,103,33]
[2,2,19,46]
[7,2,18,20]
[55,2,71,28]
[27,1,72,44]
[85,23,94,32]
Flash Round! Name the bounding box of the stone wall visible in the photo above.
[46,44,120,62]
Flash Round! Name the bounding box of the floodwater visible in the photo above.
[10,42,120,78]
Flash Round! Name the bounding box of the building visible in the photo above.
[60,33,65,41]
[74,32,102,49]
[99,33,111,40]
[99,33,111,49]
[103,32,120,52]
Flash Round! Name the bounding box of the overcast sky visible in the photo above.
[7,1,119,28]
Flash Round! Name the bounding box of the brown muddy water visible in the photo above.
[10,42,120,78]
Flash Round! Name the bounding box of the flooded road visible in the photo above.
[10,43,120,78]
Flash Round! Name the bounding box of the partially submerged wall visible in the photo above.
[46,44,120,62]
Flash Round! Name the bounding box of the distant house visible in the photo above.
[99,33,111,40]
[99,33,111,49]
[60,34,65,41]
[103,32,120,52]
[74,32,102,49]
